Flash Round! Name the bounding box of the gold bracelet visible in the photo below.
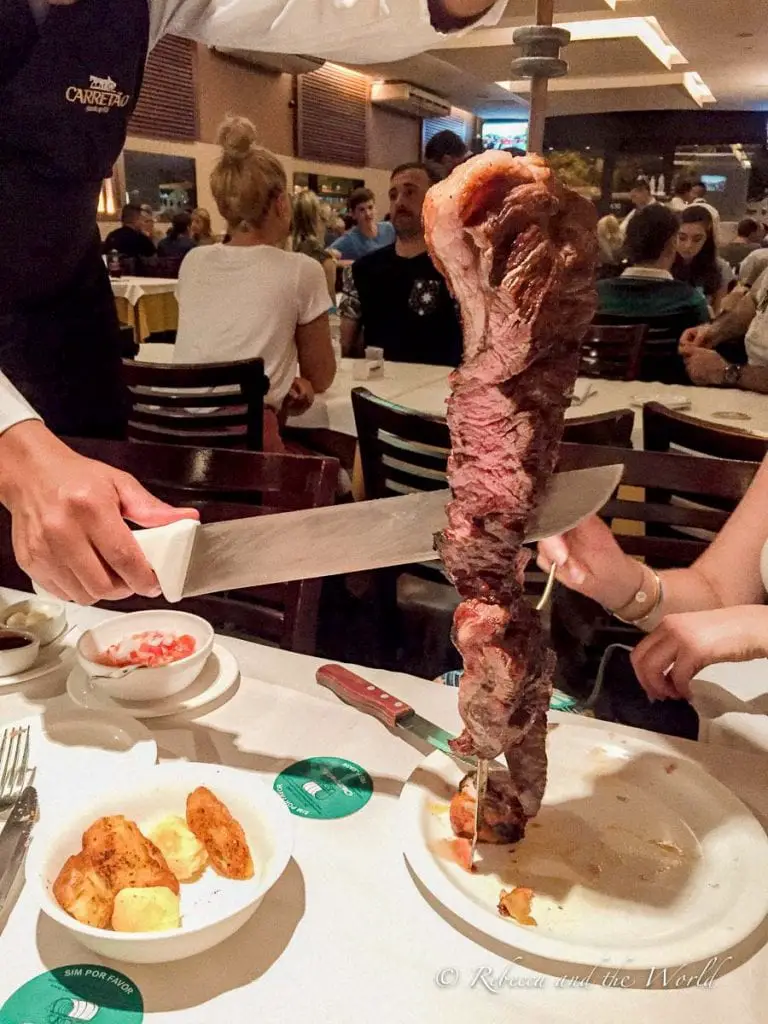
[612,566,664,626]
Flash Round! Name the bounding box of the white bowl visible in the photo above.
[0,628,40,677]
[27,761,294,964]
[76,610,214,702]
[1,597,66,646]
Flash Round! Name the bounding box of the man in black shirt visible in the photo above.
[339,162,463,366]
[103,203,157,260]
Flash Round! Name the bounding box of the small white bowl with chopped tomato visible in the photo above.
[76,611,214,703]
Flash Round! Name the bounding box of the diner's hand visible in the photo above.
[0,421,198,605]
[683,348,728,387]
[631,606,768,701]
[679,324,716,353]
[283,377,315,417]
[536,515,644,611]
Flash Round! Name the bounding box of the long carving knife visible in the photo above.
[122,463,623,602]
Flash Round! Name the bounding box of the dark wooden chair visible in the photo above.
[594,312,694,385]
[66,439,338,654]
[551,442,759,698]
[122,357,268,450]
[579,324,647,381]
[643,401,768,462]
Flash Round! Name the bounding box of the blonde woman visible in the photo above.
[596,214,623,268]
[190,207,216,246]
[174,117,335,449]
[292,191,337,303]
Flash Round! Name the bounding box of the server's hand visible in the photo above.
[0,422,198,605]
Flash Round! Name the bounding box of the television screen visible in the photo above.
[700,174,727,193]
[481,121,529,152]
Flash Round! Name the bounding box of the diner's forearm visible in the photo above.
[738,365,768,394]
[709,295,757,345]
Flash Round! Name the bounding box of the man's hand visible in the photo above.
[283,377,315,417]
[631,606,768,701]
[0,422,198,605]
[683,348,728,386]
[679,324,715,353]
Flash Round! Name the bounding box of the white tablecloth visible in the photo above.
[110,277,178,307]
[288,362,768,448]
[1,591,766,1022]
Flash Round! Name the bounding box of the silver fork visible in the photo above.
[0,726,31,809]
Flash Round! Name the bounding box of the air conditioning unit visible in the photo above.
[371,81,451,119]
[214,48,325,76]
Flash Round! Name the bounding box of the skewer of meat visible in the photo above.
[423,151,597,843]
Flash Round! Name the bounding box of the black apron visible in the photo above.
[0,0,150,438]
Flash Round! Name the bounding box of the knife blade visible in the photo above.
[0,786,37,912]
[315,663,478,769]
[130,463,623,602]
[471,758,489,868]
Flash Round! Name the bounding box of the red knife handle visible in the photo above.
[316,664,414,729]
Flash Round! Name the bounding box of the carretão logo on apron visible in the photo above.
[65,75,131,114]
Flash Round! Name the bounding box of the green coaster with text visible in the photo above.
[1,965,143,1023]
[273,757,373,819]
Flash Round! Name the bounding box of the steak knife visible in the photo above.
[315,663,479,769]
[0,786,37,912]
[126,463,623,602]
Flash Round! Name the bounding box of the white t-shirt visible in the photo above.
[174,244,330,407]
[745,273,768,367]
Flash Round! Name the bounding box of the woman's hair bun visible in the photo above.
[217,115,258,161]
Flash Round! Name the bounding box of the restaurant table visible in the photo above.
[1,589,766,1023]
[111,277,179,344]
[290,362,768,448]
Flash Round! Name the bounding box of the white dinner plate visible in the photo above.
[0,631,76,689]
[0,705,156,807]
[65,644,239,720]
[400,722,768,969]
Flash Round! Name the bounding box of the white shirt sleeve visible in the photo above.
[297,256,332,326]
[150,0,506,62]
[0,372,42,437]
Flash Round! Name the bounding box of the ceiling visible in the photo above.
[346,0,768,119]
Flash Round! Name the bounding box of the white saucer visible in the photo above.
[0,704,156,806]
[66,644,239,720]
[0,631,76,689]
[630,393,692,411]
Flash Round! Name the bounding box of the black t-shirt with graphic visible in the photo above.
[343,244,463,367]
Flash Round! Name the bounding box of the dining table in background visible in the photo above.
[0,588,767,1023]
[286,362,768,449]
[111,277,179,345]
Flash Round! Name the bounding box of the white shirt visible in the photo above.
[174,244,330,407]
[668,197,689,212]
[0,373,41,436]
[745,273,768,368]
[149,0,506,62]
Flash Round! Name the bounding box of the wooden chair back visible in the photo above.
[66,439,338,654]
[352,388,635,499]
[579,324,646,381]
[594,312,692,385]
[122,357,268,451]
[643,401,768,463]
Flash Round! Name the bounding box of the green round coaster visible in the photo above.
[273,757,373,819]
[1,965,143,1023]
